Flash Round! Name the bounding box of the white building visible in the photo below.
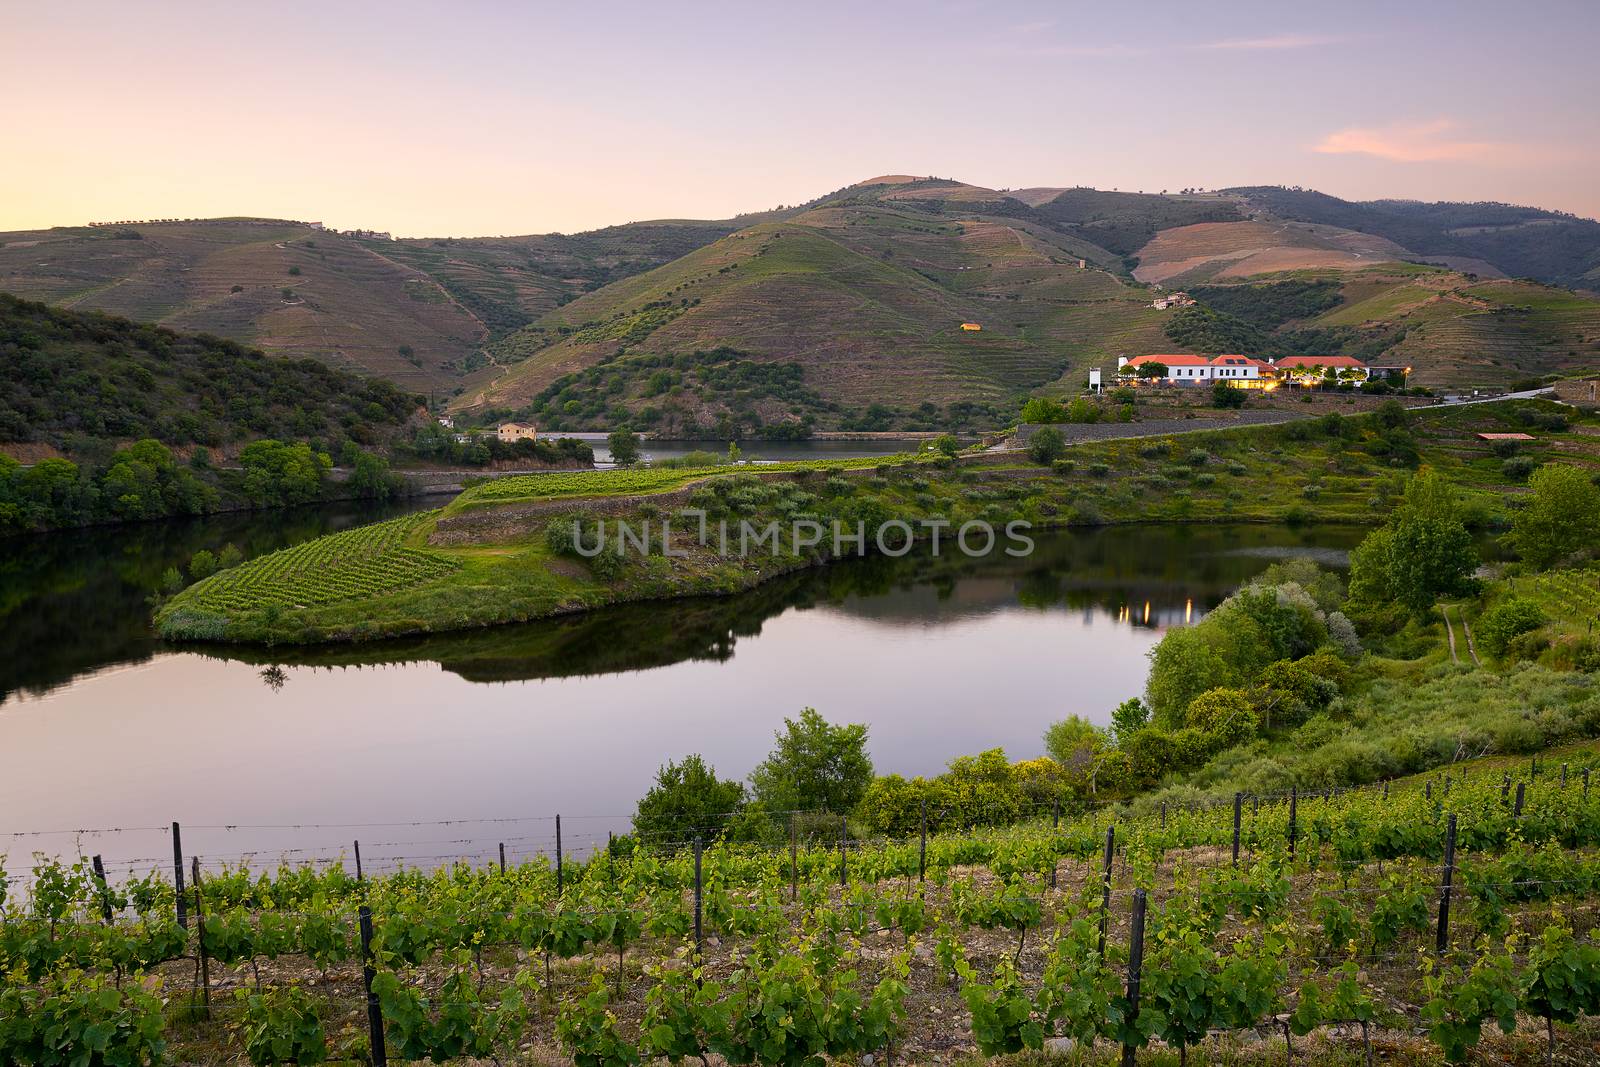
[1118,354,1275,387]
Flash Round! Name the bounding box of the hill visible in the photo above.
[0,293,422,455]
[0,219,491,390]
[1170,268,1600,389]
[1224,186,1600,289]
[453,181,1174,432]
[5,179,1600,419]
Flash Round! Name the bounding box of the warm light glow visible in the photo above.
[1185,598,1193,624]
[0,5,1595,234]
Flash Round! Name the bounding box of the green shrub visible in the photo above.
[1476,599,1545,659]
[1087,462,1110,478]
[1028,427,1067,464]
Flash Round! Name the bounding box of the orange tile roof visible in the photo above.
[1127,353,1211,366]
[1273,355,1368,369]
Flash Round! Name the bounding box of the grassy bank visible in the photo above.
[155,399,1597,645]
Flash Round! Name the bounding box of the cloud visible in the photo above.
[1313,120,1501,163]
[1195,34,1340,51]
[992,32,1340,59]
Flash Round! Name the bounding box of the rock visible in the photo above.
[862,1055,875,1066]
[1044,1037,1077,1055]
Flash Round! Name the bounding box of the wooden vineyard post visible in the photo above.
[91,855,113,924]
[360,905,387,1067]
[1288,787,1298,862]
[1514,781,1526,817]
[1097,826,1115,958]
[499,842,506,874]
[555,814,563,896]
[920,799,929,885]
[1436,813,1457,955]
[789,813,798,902]
[839,815,848,887]
[692,837,704,981]
[191,857,210,1016]
[354,840,363,882]
[1232,792,1242,867]
[1049,798,1058,889]
[172,821,187,930]
[1121,888,1147,1067]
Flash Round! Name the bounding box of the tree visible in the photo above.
[933,433,961,458]
[607,428,641,467]
[1146,625,1240,728]
[239,440,331,507]
[748,708,872,814]
[1020,397,1066,424]
[1110,698,1149,745]
[1136,362,1168,379]
[1349,470,1477,616]
[1028,427,1066,464]
[632,755,745,845]
[1511,463,1600,568]
[1043,715,1107,775]
[1211,381,1245,409]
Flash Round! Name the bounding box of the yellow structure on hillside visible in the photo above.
[497,422,537,443]
[960,322,982,332]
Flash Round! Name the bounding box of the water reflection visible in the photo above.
[184,523,1367,686]
[0,499,430,703]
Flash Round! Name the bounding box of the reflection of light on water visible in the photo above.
[1143,601,1150,625]
[1185,598,1193,624]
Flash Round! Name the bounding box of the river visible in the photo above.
[0,495,1364,886]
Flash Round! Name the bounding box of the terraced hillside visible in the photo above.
[1182,269,1600,388]
[456,183,1171,430]
[0,220,485,389]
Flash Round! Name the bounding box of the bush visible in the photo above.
[1028,427,1067,464]
[1020,397,1066,424]
[188,548,218,580]
[1051,459,1075,475]
[1184,687,1260,749]
[632,754,746,845]
[1087,462,1110,478]
[1212,381,1245,408]
[1476,599,1545,660]
[1502,456,1537,481]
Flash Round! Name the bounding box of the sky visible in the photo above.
[4,0,1598,237]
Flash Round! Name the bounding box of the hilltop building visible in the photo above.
[1150,291,1196,311]
[960,322,983,331]
[497,422,537,443]
[1118,354,1275,387]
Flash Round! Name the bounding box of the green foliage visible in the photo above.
[1477,599,1546,659]
[239,440,332,508]
[1349,470,1478,617]
[748,708,873,815]
[1512,463,1600,568]
[0,968,167,1066]
[237,985,327,1066]
[1184,687,1259,747]
[1019,397,1065,424]
[1211,380,1245,408]
[1110,697,1149,745]
[1163,306,1264,354]
[0,293,420,454]
[607,428,641,467]
[1191,280,1345,329]
[1027,427,1066,464]
[632,755,746,845]
[932,433,960,458]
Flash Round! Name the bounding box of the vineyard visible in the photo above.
[451,456,924,508]
[5,754,1600,1065]
[173,514,461,614]
[1518,567,1600,627]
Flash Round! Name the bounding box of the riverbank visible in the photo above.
[154,399,1593,645]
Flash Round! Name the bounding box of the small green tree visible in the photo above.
[1511,463,1600,568]
[933,433,961,458]
[1349,470,1477,616]
[1476,599,1545,659]
[1136,361,1168,380]
[1028,427,1067,464]
[748,708,872,814]
[1110,697,1149,745]
[607,428,641,467]
[1020,397,1066,424]
[632,755,745,845]
[1211,381,1245,408]
[188,549,218,580]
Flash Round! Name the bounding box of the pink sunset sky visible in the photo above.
[4,0,1597,237]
